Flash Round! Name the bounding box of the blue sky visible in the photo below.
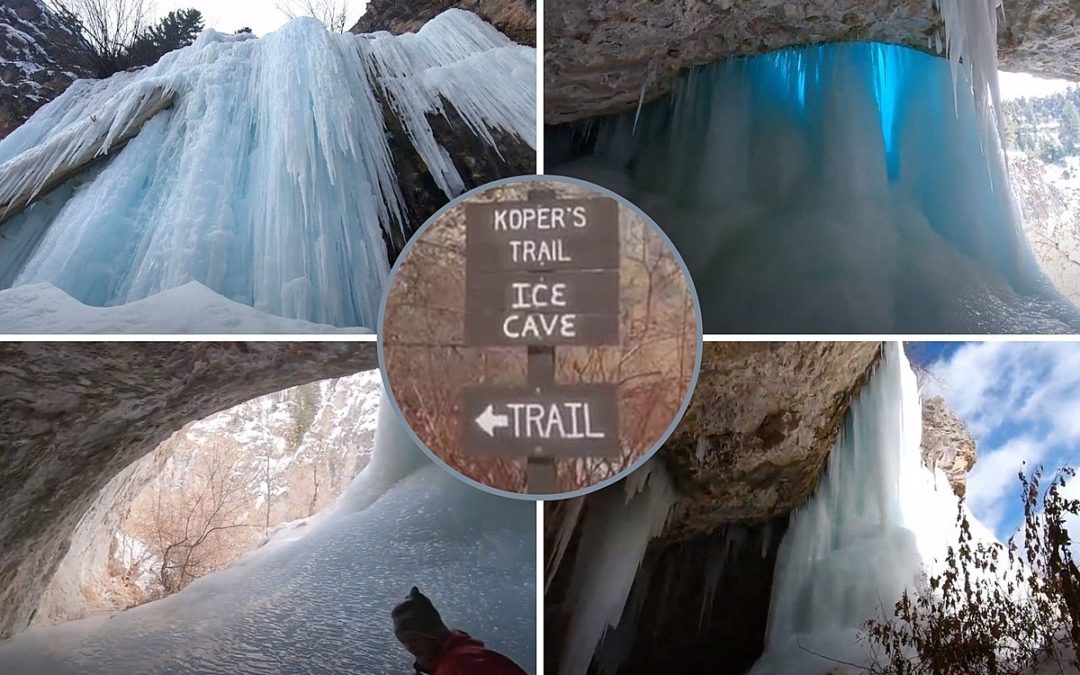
[908,342,1080,543]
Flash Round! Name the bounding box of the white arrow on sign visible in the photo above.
[475,404,510,437]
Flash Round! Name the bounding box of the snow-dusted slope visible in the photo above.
[0,9,535,332]
[1011,152,1080,304]
[0,397,536,674]
[0,0,89,138]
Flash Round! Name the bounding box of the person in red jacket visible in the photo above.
[391,586,529,675]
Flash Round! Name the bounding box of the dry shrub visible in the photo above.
[864,466,1080,674]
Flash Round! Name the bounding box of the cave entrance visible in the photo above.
[36,370,384,626]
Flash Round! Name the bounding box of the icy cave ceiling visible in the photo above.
[0,342,377,640]
[544,0,1080,123]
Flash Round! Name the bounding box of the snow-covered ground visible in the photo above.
[0,398,536,674]
[0,281,371,333]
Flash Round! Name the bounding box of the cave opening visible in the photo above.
[548,42,1080,334]
[35,370,384,626]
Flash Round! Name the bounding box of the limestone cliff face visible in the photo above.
[0,342,377,640]
[544,0,1080,123]
[0,0,90,139]
[351,0,535,46]
[660,342,882,539]
[921,395,977,499]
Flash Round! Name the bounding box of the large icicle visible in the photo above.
[558,460,677,675]
[0,10,535,331]
[358,9,536,198]
[750,343,999,674]
[933,0,1006,156]
[0,83,174,223]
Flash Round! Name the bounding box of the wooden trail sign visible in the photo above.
[461,189,625,491]
[464,196,621,347]
[462,384,619,458]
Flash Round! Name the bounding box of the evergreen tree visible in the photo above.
[1061,101,1080,155]
[125,9,204,69]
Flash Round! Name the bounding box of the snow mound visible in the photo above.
[0,281,371,333]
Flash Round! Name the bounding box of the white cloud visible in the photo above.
[964,434,1046,532]
[928,342,1080,539]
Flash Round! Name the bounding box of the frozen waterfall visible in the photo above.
[0,395,536,673]
[551,42,1080,333]
[749,343,997,674]
[0,9,535,332]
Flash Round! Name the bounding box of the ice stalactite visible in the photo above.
[932,0,1005,156]
[358,8,536,198]
[557,460,677,675]
[553,41,1080,334]
[0,10,534,332]
[0,393,536,673]
[749,343,998,674]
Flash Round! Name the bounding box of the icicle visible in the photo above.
[632,57,657,136]
[545,497,584,593]
[357,9,536,198]
[933,0,1006,158]
[558,460,677,675]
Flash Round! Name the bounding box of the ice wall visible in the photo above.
[0,9,535,331]
[553,42,1080,333]
[556,461,677,675]
[0,396,536,673]
[750,344,996,674]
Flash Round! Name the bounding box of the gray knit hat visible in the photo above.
[392,587,450,639]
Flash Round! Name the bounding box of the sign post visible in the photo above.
[463,188,622,493]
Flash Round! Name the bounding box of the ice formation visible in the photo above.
[933,0,1005,154]
[749,343,999,674]
[553,41,1080,333]
[556,461,677,675]
[0,395,536,673]
[0,9,535,331]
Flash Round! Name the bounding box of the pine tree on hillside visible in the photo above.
[125,9,204,69]
[1061,101,1080,155]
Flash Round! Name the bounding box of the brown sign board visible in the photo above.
[465,311,620,346]
[461,384,620,458]
[465,269,620,345]
[465,198,620,273]
[464,195,621,347]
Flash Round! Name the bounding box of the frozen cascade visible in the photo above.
[358,10,536,198]
[932,0,1005,156]
[0,395,536,673]
[749,343,998,674]
[0,9,535,331]
[552,42,1080,333]
[557,461,677,675]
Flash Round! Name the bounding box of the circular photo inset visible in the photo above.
[378,175,703,499]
